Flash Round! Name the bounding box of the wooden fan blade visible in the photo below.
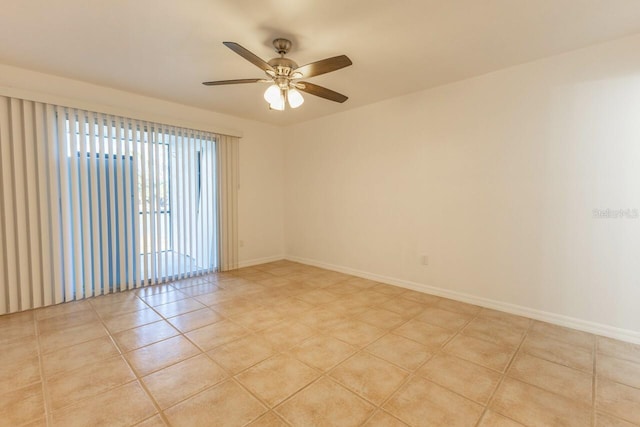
[223,42,274,73]
[294,55,352,78]
[297,82,348,103]
[202,79,265,86]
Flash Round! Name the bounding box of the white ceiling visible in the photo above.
[2,0,640,126]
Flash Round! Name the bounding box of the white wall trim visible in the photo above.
[238,255,285,269]
[285,255,640,345]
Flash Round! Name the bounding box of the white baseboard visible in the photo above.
[285,255,640,345]
[237,255,285,269]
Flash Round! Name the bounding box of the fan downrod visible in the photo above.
[273,38,292,56]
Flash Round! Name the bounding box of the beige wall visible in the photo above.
[284,35,640,338]
[0,63,286,266]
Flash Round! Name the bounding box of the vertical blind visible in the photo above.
[0,96,238,315]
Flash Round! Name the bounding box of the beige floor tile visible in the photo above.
[35,300,92,320]
[246,411,289,427]
[343,277,378,289]
[478,410,525,426]
[261,320,317,350]
[48,355,135,410]
[326,319,385,347]
[143,354,228,409]
[372,283,407,296]
[229,307,288,331]
[598,354,640,389]
[90,291,142,308]
[208,297,264,316]
[113,320,179,352]
[436,298,482,315]
[93,298,149,318]
[0,335,38,365]
[508,352,593,404]
[356,307,406,330]
[490,378,592,427]
[363,410,409,426]
[164,380,267,427]
[140,290,189,306]
[596,378,640,425]
[135,283,176,297]
[0,318,35,345]
[477,308,532,330]
[462,317,526,349]
[323,298,371,316]
[102,308,164,333]
[393,319,454,350]
[21,417,47,427]
[153,298,206,318]
[598,336,640,364]
[531,321,596,350]
[0,355,41,391]
[329,352,409,405]
[296,289,341,305]
[400,289,441,305]
[417,353,502,404]
[296,307,348,331]
[167,308,224,333]
[271,297,315,316]
[348,290,392,306]
[39,321,109,354]
[365,333,432,371]
[236,354,320,407]
[42,336,120,377]
[377,297,426,317]
[207,334,276,374]
[134,414,167,427]
[289,334,357,371]
[178,283,220,297]
[595,412,637,427]
[414,306,473,331]
[522,331,593,372]
[51,381,156,427]
[384,376,483,427]
[276,377,375,427]
[445,334,515,372]
[324,282,365,295]
[185,319,248,351]
[37,309,99,334]
[125,335,200,376]
[0,382,45,426]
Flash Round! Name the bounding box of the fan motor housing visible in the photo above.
[268,57,298,77]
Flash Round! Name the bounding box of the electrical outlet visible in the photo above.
[239,240,245,248]
[421,254,428,266]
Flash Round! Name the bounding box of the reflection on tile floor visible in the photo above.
[1,260,640,426]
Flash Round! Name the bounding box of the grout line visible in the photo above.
[89,299,173,427]
[34,314,53,427]
[473,318,533,427]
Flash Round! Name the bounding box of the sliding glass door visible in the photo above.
[62,112,218,295]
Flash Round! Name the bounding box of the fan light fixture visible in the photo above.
[203,39,352,111]
[263,84,304,110]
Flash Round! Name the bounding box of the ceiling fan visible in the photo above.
[203,38,352,111]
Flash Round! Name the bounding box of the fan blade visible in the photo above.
[223,42,274,73]
[297,82,348,103]
[294,55,352,78]
[202,79,265,86]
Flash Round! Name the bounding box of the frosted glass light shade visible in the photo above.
[287,88,304,108]
[264,85,281,104]
[269,93,285,110]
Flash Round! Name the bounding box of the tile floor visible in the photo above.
[1,260,640,426]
